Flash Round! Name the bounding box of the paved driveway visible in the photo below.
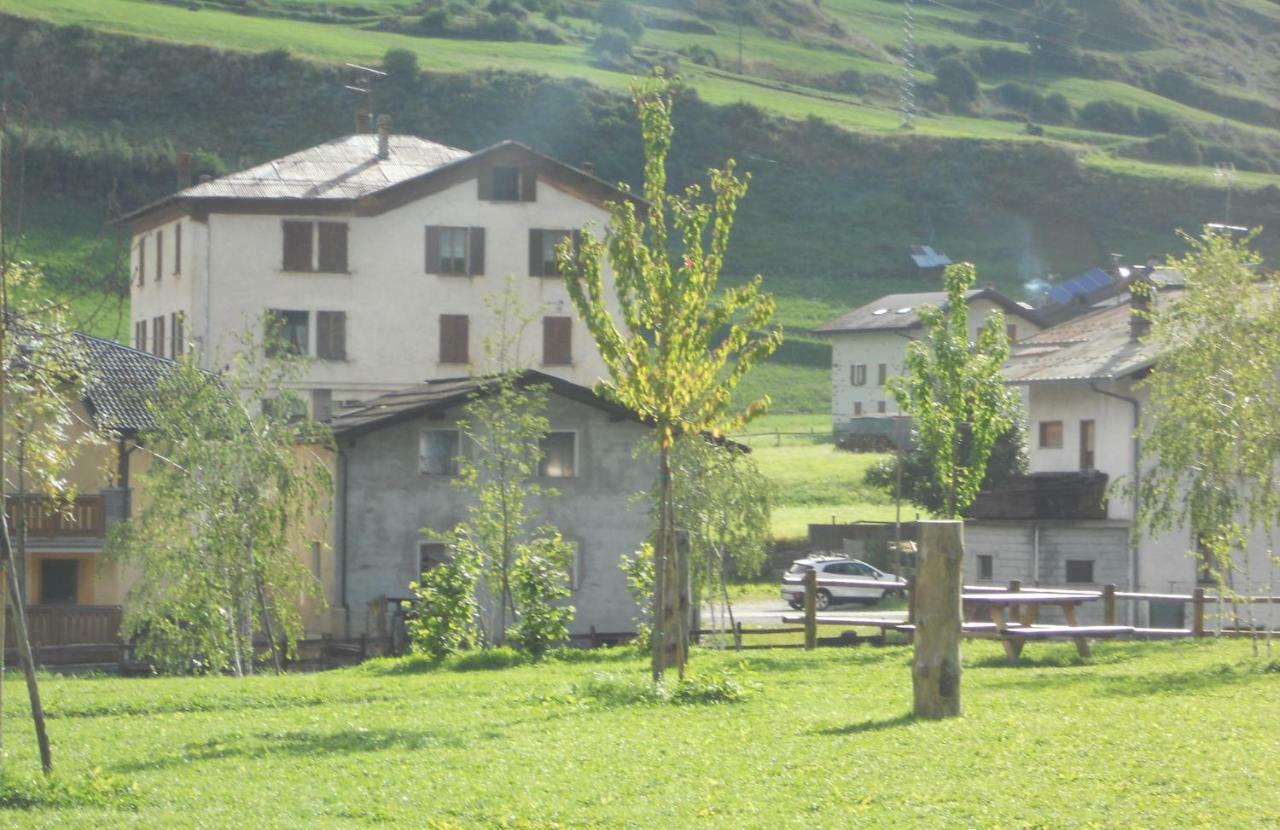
[707,598,908,626]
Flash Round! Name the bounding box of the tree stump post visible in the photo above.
[1103,584,1116,625]
[912,520,964,719]
[803,568,817,650]
[1192,588,1206,637]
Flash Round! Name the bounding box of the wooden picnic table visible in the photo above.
[962,591,1125,662]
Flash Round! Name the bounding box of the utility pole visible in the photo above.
[899,0,916,129]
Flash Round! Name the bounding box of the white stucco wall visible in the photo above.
[131,174,613,405]
[828,299,1041,431]
[129,217,199,355]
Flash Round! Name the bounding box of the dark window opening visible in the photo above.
[542,316,572,366]
[420,430,461,476]
[1065,559,1094,584]
[1079,419,1096,470]
[439,314,469,364]
[152,316,166,359]
[40,559,78,604]
[419,542,447,576]
[174,222,182,275]
[491,166,522,201]
[282,221,314,271]
[317,222,349,272]
[978,554,993,580]
[1039,420,1064,449]
[539,432,576,478]
[850,364,866,386]
[316,311,347,360]
[267,309,309,356]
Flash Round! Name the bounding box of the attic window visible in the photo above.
[480,165,536,202]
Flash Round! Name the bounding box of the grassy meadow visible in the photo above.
[1,639,1277,828]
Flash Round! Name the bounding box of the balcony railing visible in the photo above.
[4,495,106,538]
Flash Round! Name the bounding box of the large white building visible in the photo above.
[122,126,631,417]
[814,288,1044,434]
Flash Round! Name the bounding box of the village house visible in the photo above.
[814,287,1044,435]
[4,333,174,655]
[120,120,633,418]
[327,370,655,640]
[994,274,1278,627]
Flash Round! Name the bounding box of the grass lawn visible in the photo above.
[3,639,1278,827]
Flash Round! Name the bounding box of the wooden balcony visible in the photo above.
[4,495,106,538]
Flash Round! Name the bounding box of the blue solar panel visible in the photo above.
[1046,268,1114,305]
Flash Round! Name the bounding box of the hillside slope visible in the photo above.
[1,1,1279,413]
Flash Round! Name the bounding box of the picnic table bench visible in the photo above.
[964,591,1107,661]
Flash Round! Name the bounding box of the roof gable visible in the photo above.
[814,287,1042,335]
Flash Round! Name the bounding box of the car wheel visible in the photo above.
[815,589,832,611]
[787,600,803,610]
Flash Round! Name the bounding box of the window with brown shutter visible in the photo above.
[1079,419,1096,470]
[529,229,571,277]
[155,229,164,283]
[152,316,166,359]
[135,320,147,352]
[283,221,313,271]
[850,364,867,386]
[266,309,309,357]
[439,314,469,364]
[877,363,887,385]
[468,227,485,275]
[171,312,184,357]
[542,316,572,366]
[136,237,146,287]
[174,222,182,275]
[853,401,862,416]
[490,166,521,201]
[317,222,348,272]
[316,311,347,360]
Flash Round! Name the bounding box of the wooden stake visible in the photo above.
[1193,587,1206,637]
[0,512,51,772]
[1103,584,1116,625]
[803,568,817,650]
[912,520,964,719]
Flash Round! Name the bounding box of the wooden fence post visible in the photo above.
[1192,588,1206,637]
[1103,584,1116,625]
[913,520,964,719]
[803,567,817,650]
[906,575,916,625]
[733,621,743,651]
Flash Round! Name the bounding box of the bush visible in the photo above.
[677,44,720,68]
[572,671,752,707]
[408,546,479,661]
[506,533,575,658]
[590,27,634,66]
[595,0,643,39]
[933,58,979,109]
[1079,99,1140,135]
[619,546,653,652]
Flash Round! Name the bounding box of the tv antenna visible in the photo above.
[343,62,387,95]
[1212,162,1236,224]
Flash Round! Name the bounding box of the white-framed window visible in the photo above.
[538,431,577,478]
[850,364,866,386]
[419,429,461,476]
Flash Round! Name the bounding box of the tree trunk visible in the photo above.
[912,520,964,720]
[652,444,687,681]
[252,560,283,674]
[0,512,51,773]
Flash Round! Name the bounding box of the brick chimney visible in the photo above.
[175,152,193,190]
[376,114,392,159]
[1129,267,1154,342]
[354,110,372,134]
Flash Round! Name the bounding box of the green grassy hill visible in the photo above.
[3,0,1280,412]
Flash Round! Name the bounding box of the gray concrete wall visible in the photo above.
[962,520,1131,624]
[340,392,653,637]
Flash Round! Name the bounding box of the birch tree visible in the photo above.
[107,332,331,675]
[563,71,781,680]
[1131,229,1280,646]
[888,263,1018,518]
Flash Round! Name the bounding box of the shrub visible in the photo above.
[677,44,720,68]
[408,545,479,661]
[571,671,752,707]
[619,545,654,652]
[595,0,643,39]
[506,533,575,658]
[933,58,979,109]
[382,48,417,79]
[1079,99,1140,135]
[590,27,634,64]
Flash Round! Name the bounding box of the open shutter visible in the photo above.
[318,222,348,272]
[316,311,331,358]
[477,168,493,201]
[331,311,346,359]
[520,168,537,202]
[468,227,485,276]
[283,221,313,271]
[425,227,440,273]
[528,229,544,276]
[543,316,572,366]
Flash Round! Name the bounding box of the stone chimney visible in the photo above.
[1129,267,1154,342]
[376,114,392,159]
[175,152,193,190]
[354,110,373,134]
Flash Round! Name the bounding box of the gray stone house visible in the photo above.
[329,371,654,638]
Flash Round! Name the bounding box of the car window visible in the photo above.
[852,562,877,576]
[787,563,812,574]
[824,562,852,575]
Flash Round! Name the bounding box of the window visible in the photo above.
[311,389,333,423]
[978,554,993,580]
[266,309,309,356]
[1038,420,1063,449]
[39,559,78,604]
[136,236,146,287]
[480,165,534,202]
[1195,536,1217,585]
[876,401,887,414]
[174,222,182,275]
[134,320,147,353]
[438,314,469,364]
[1079,419,1096,470]
[170,312,185,357]
[419,430,461,476]
[1006,323,1018,342]
[529,229,574,277]
[850,364,866,386]
[152,316,166,358]
[419,541,447,576]
[1065,559,1094,584]
[853,401,862,416]
[155,229,164,283]
[317,222,349,272]
[542,316,572,366]
[316,311,347,360]
[539,432,576,478]
[877,363,887,385]
[282,221,313,271]
[425,226,484,276]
